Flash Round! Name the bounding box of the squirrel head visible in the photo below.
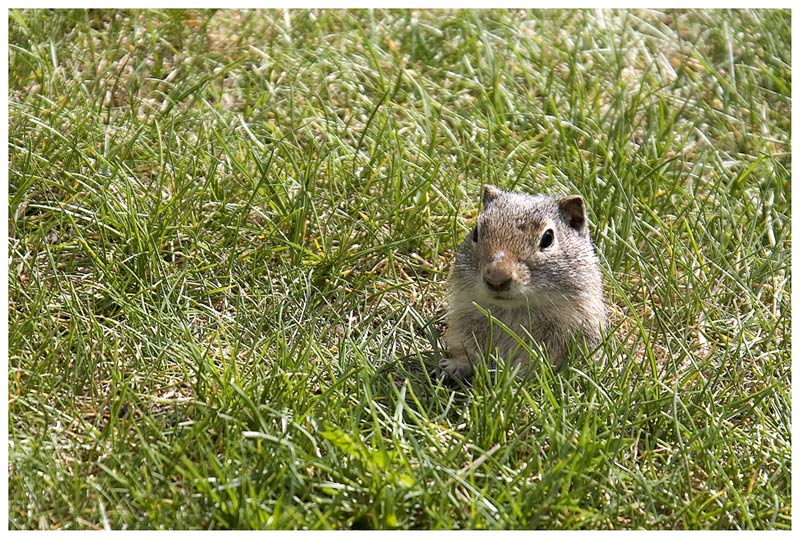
[463,184,599,306]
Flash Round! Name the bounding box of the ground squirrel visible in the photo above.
[441,185,607,379]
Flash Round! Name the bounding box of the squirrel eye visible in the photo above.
[471,226,478,243]
[539,229,555,250]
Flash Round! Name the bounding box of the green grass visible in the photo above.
[7,8,790,530]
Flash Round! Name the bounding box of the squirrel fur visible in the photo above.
[441,184,607,379]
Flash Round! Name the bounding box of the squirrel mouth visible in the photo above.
[484,286,527,304]
[486,289,514,301]
[481,278,517,302]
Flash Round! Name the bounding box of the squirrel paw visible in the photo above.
[438,356,474,380]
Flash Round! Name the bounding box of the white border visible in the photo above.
[3,3,796,534]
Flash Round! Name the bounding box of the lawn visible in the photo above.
[7,8,791,529]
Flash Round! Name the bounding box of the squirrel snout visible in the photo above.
[482,260,513,292]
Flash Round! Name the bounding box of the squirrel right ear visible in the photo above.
[558,195,588,236]
[482,184,503,207]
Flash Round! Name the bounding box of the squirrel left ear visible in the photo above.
[482,184,503,208]
[558,196,588,235]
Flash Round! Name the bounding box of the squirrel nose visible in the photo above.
[483,263,513,292]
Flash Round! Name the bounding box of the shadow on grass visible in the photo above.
[369,316,478,421]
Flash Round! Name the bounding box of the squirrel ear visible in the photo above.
[558,195,588,235]
[482,184,503,207]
